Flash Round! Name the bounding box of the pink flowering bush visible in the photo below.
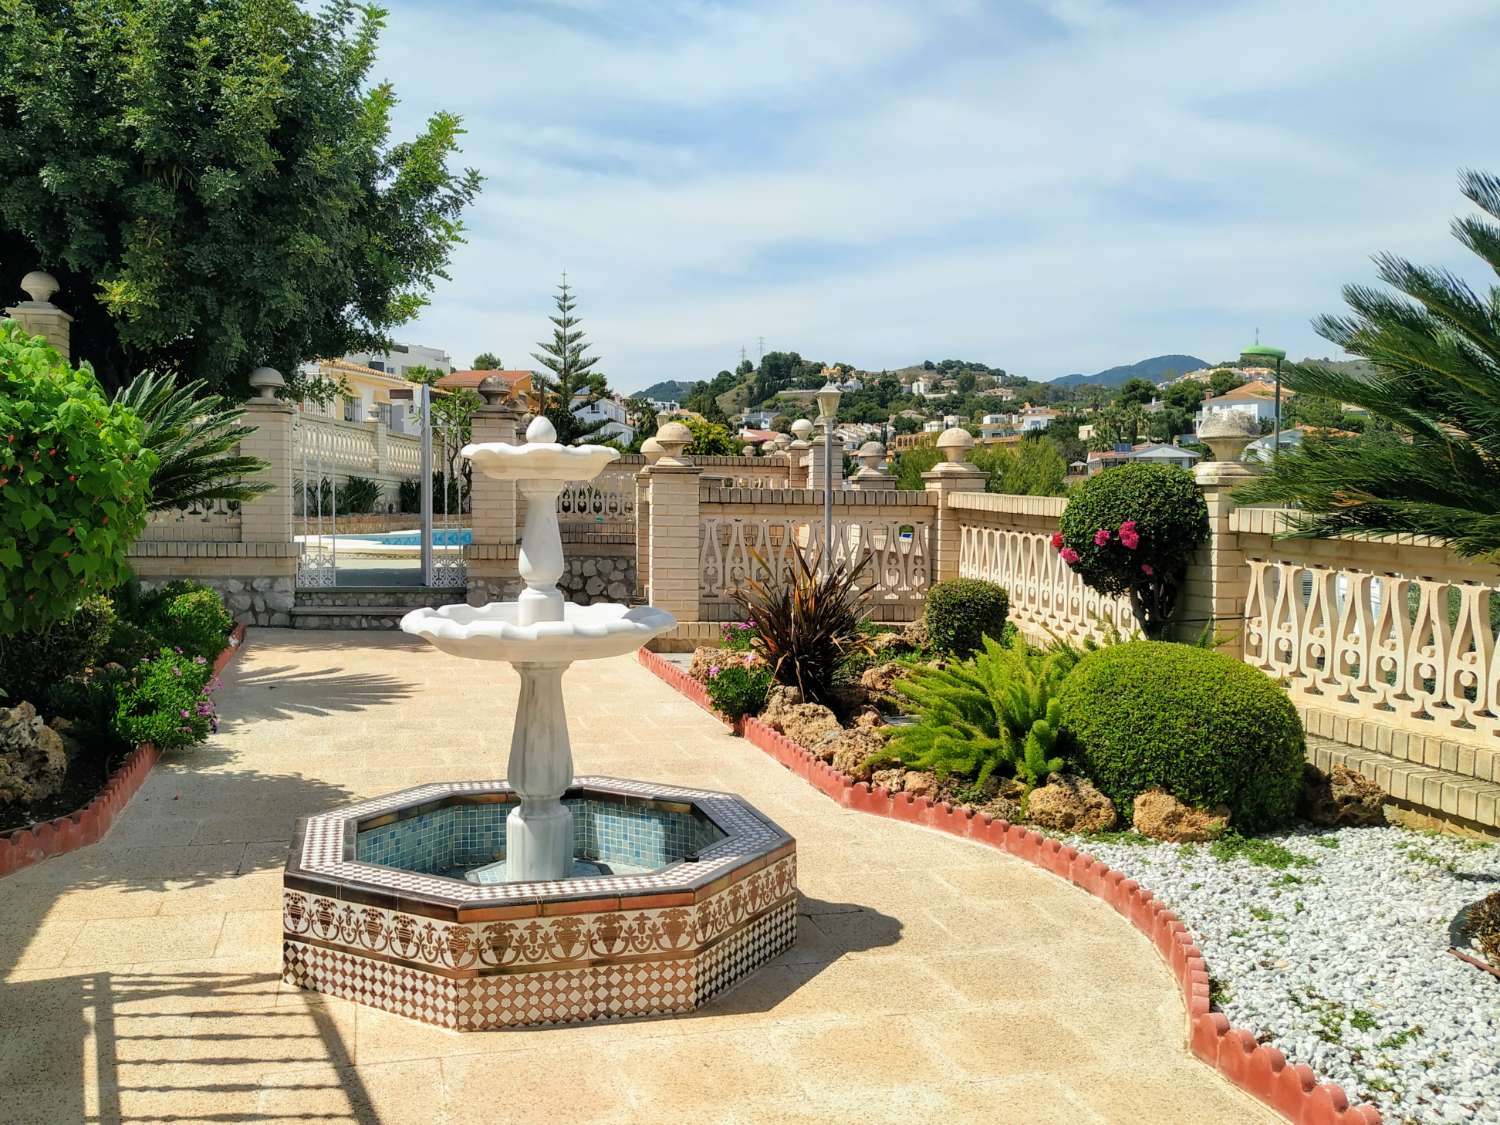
[1055,463,1208,638]
[112,649,220,751]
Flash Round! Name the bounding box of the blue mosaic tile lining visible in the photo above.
[354,798,725,881]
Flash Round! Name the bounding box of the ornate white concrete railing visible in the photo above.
[699,488,934,621]
[139,496,243,543]
[1234,508,1500,748]
[558,474,636,528]
[950,492,1138,642]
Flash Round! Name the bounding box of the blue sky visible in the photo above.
[376,0,1500,392]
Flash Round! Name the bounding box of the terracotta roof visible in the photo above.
[437,369,533,391]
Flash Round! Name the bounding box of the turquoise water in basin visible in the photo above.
[339,528,472,547]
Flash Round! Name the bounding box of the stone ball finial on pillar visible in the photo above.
[655,420,692,464]
[640,436,665,465]
[1195,411,1263,485]
[19,271,60,305]
[936,427,974,464]
[856,440,885,473]
[477,375,509,405]
[789,418,814,445]
[248,366,285,401]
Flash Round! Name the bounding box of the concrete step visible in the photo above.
[1307,735,1500,835]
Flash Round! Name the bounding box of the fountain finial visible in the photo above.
[527,415,557,444]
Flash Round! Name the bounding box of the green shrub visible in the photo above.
[1055,463,1208,638]
[0,595,115,709]
[151,587,233,662]
[398,478,422,513]
[340,475,381,514]
[704,663,771,720]
[113,649,219,750]
[1056,641,1305,831]
[874,632,1082,788]
[0,321,155,634]
[719,620,755,652]
[102,618,162,668]
[925,578,1010,657]
[47,664,134,761]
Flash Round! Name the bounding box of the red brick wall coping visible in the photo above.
[637,646,1381,1125]
[0,622,248,879]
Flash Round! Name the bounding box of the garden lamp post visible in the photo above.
[815,376,843,575]
[1241,342,1287,462]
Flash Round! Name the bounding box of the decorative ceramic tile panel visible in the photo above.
[283,778,797,1029]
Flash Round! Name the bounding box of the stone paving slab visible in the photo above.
[0,629,1281,1123]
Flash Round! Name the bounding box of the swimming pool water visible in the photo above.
[340,528,473,546]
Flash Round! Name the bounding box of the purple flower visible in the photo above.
[193,655,207,666]
[172,666,181,677]
[180,709,190,719]
[709,664,721,678]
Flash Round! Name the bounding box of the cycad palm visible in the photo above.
[113,372,270,512]
[877,634,1083,788]
[1235,170,1500,559]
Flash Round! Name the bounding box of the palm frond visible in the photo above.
[114,372,272,512]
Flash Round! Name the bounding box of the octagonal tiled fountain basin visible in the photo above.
[282,777,796,1029]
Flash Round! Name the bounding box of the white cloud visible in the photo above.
[377,0,1500,387]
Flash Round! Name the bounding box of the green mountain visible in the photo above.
[635,380,697,402]
[1050,354,1208,389]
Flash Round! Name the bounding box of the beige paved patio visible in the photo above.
[0,630,1280,1124]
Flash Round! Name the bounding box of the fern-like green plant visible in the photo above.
[873,633,1085,788]
[114,371,271,512]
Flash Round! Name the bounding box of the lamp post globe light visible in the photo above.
[1241,342,1287,462]
[815,373,843,575]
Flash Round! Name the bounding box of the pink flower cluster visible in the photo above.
[1052,519,1149,574]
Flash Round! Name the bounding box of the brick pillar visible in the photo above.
[808,432,844,492]
[5,271,73,360]
[1173,463,1256,649]
[923,428,986,584]
[645,423,702,621]
[239,368,295,544]
[634,438,663,600]
[463,380,523,605]
[468,399,520,546]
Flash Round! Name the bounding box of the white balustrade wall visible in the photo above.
[698,487,934,622]
[951,492,1137,642]
[1234,509,1500,749]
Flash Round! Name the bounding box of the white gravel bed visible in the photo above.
[1059,824,1498,1124]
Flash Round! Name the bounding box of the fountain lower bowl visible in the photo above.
[400,600,676,663]
[282,778,797,1029]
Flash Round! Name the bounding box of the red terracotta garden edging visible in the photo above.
[637,646,1382,1125]
[0,622,248,880]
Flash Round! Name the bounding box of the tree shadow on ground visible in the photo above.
[216,663,415,726]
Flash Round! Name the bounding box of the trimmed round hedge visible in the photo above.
[924,577,1009,657]
[1056,462,1208,638]
[1056,640,1304,832]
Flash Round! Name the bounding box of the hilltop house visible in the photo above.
[1198,380,1291,428]
[343,343,453,378]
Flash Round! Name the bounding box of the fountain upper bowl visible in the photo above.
[462,440,620,483]
[400,601,676,663]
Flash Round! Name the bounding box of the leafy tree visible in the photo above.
[1163,379,1205,412]
[1236,171,1500,558]
[624,396,659,453]
[113,372,270,512]
[0,0,481,393]
[891,415,921,435]
[472,352,502,371]
[683,417,737,456]
[0,322,155,634]
[403,365,444,386]
[1117,378,1157,408]
[530,275,612,445]
[990,440,1067,497]
[1208,368,1246,396]
[1146,405,1194,444]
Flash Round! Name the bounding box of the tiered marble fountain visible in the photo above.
[282,419,796,1030]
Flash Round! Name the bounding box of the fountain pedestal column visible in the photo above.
[506,661,574,881]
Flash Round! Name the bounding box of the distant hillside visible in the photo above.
[636,380,697,402]
[1050,354,1208,389]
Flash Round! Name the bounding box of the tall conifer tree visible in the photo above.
[530,274,613,444]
